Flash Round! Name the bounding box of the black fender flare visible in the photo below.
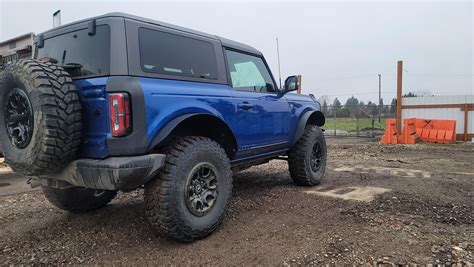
[292,110,325,145]
[148,113,198,152]
[148,113,238,154]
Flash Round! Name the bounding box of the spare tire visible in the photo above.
[0,60,82,176]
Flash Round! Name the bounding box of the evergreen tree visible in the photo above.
[332,98,342,117]
[367,101,377,116]
[344,96,359,117]
[403,92,417,97]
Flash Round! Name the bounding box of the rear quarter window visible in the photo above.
[36,25,110,78]
[138,28,218,80]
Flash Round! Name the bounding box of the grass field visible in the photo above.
[322,117,387,132]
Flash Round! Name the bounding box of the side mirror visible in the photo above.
[283,75,299,93]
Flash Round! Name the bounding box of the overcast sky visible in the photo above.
[1,0,472,104]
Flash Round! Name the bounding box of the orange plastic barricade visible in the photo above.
[381,118,456,144]
[414,119,456,144]
[420,128,431,140]
[444,128,455,143]
[380,118,399,144]
[430,120,456,143]
[401,118,418,144]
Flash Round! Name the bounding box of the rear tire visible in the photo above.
[42,186,117,213]
[145,136,232,242]
[0,60,82,176]
[288,125,327,186]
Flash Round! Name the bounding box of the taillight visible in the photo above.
[109,93,131,137]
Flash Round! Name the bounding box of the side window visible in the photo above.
[225,50,275,92]
[139,28,218,80]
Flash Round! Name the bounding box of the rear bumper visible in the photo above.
[39,154,166,190]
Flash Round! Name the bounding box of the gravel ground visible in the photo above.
[0,138,473,265]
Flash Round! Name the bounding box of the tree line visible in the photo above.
[320,96,397,118]
[319,92,424,118]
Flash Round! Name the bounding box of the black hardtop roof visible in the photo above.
[39,12,262,55]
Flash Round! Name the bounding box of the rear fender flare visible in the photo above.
[148,113,238,154]
[148,113,201,151]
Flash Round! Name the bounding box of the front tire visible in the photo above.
[42,186,117,213]
[145,136,232,242]
[288,125,327,186]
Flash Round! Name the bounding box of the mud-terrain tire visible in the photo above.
[288,125,327,186]
[0,60,82,176]
[145,136,233,242]
[42,186,117,213]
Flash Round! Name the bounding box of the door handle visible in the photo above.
[237,102,254,110]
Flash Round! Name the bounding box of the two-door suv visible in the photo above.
[0,13,326,242]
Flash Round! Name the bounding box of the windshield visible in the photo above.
[35,25,110,78]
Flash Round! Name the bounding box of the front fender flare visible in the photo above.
[292,110,325,145]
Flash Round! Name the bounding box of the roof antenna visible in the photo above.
[276,37,282,88]
[53,10,61,28]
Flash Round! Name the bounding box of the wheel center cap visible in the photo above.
[195,184,202,193]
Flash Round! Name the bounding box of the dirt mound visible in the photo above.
[346,192,473,225]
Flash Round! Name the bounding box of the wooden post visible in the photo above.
[464,103,468,141]
[396,61,403,134]
[297,75,302,94]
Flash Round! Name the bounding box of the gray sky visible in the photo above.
[1,0,472,104]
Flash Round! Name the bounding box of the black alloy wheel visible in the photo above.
[310,142,323,172]
[185,162,219,216]
[4,88,33,149]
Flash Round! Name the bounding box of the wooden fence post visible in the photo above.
[297,75,302,94]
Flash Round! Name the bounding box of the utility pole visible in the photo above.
[396,61,403,134]
[276,38,282,89]
[378,74,382,123]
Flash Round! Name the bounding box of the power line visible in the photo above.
[314,74,379,83]
[316,89,471,96]
[313,72,473,84]
[405,73,474,77]
[316,91,394,96]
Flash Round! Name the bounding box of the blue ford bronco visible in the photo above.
[0,13,326,242]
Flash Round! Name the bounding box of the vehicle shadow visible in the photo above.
[7,161,295,244]
[232,160,294,191]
